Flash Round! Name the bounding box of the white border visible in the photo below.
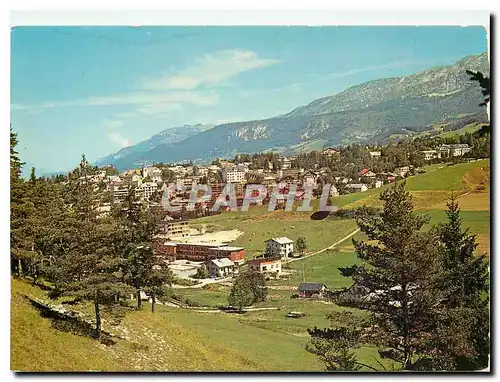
[2,2,495,381]
[10,10,490,26]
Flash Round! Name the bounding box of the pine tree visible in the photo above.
[307,182,444,370]
[296,236,307,257]
[432,195,490,370]
[48,156,133,337]
[10,127,35,277]
[117,187,173,310]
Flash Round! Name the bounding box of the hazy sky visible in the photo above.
[11,26,487,174]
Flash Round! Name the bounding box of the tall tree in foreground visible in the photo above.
[307,182,444,370]
[49,156,133,337]
[10,127,35,277]
[466,69,491,135]
[117,188,173,310]
[432,195,490,370]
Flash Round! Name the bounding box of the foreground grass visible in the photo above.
[12,278,317,371]
[11,280,120,372]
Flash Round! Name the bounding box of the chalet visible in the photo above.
[301,171,318,187]
[321,147,339,156]
[265,237,294,260]
[298,283,328,298]
[359,168,376,178]
[248,257,282,275]
[386,175,396,183]
[438,144,472,157]
[345,183,368,193]
[205,258,235,278]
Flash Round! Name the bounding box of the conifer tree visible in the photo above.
[432,195,490,370]
[117,187,173,310]
[307,182,444,370]
[49,155,133,337]
[10,127,35,277]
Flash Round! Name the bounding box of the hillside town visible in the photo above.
[61,139,483,290]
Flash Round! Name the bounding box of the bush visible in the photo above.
[174,277,201,286]
[193,265,210,279]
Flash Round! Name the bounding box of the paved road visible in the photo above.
[171,275,234,289]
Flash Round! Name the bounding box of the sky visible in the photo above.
[11,26,488,175]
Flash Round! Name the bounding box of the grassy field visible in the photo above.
[193,210,358,259]
[404,160,489,191]
[437,123,485,138]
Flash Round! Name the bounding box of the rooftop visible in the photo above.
[210,258,235,268]
[267,237,294,245]
[298,282,327,292]
[215,246,244,251]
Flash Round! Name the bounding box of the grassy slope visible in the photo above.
[437,123,485,138]
[12,279,300,371]
[11,280,120,372]
[340,160,490,254]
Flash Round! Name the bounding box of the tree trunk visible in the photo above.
[151,294,156,313]
[94,298,101,338]
[137,289,142,310]
[18,258,23,277]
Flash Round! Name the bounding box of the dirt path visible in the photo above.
[286,228,360,264]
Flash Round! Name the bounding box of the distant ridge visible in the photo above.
[98,52,489,170]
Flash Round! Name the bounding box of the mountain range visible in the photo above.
[96,52,489,170]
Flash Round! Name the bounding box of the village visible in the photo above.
[71,142,475,303]
[10,21,491,371]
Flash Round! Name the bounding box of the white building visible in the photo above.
[248,258,282,275]
[321,147,339,156]
[421,150,439,161]
[135,182,158,200]
[222,166,247,184]
[124,173,142,187]
[281,157,292,170]
[394,166,411,177]
[369,151,381,159]
[205,258,235,278]
[329,184,339,197]
[265,237,294,260]
[374,180,383,188]
[345,184,368,193]
[438,144,472,157]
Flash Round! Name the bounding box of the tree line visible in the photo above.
[10,128,173,337]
